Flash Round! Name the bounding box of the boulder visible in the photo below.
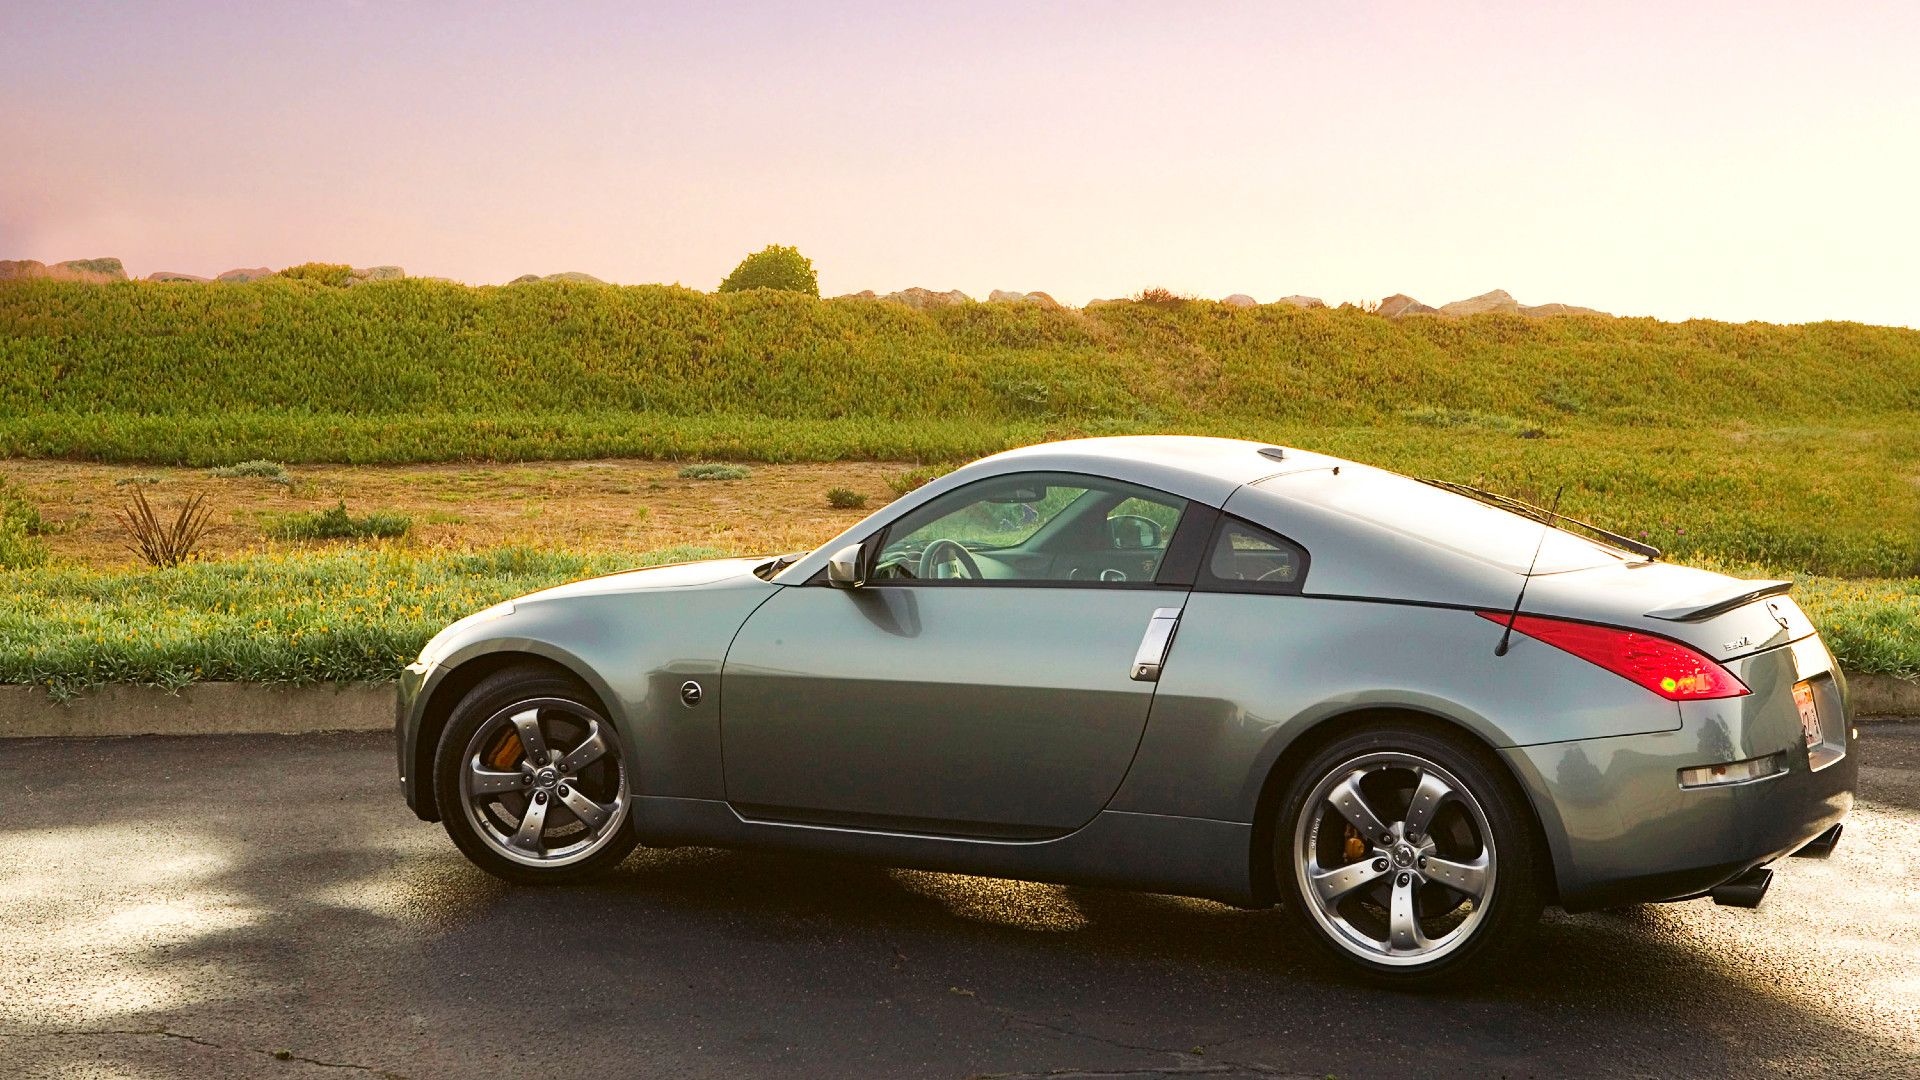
[1520,302,1608,318]
[1276,294,1326,309]
[1438,289,1523,317]
[147,271,211,283]
[217,267,274,283]
[988,289,1060,307]
[347,265,405,285]
[882,287,969,310]
[833,290,880,300]
[510,271,605,284]
[58,257,127,281]
[1377,293,1437,317]
[0,258,127,283]
[1221,293,1259,308]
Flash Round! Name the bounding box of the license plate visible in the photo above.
[1793,681,1822,749]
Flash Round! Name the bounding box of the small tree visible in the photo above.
[718,245,818,296]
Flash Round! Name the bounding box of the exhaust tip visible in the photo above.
[1792,823,1843,859]
[1711,867,1773,908]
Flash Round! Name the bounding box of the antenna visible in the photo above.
[1495,483,1565,657]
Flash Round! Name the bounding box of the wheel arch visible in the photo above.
[1244,705,1560,908]
[410,649,614,822]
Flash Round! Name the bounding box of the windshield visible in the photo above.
[1260,467,1628,575]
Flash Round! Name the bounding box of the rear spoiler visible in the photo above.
[1644,579,1792,622]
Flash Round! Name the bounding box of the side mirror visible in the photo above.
[826,544,864,588]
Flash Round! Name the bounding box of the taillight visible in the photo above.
[1477,611,1750,701]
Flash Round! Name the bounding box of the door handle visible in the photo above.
[1130,607,1183,682]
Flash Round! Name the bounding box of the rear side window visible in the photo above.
[1198,516,1308,593]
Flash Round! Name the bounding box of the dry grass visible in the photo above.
[2,459,905,570]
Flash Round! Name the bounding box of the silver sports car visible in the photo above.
[395,436,1855,983]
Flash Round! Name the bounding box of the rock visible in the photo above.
[147,271,211,283]
[347,265,405,285]
[1221,294,1259,308]
[1520,302,1608,318]
[1438,289,1523,317]
[1084,298,1122,309]
[0,258,126,283]
[834,290,880,300]
[1276,295,1326,309]
[881,287,969,310]
[510,271,605,284]
[217,267,275,283]
[58,257,127,281]
[988,289,1060,308]
[1377,293,1437,317]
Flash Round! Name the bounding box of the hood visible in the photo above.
[517,557,769,604]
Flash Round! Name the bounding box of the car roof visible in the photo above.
[966,436,1347,505]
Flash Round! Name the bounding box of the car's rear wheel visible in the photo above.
[433,666,639,884]
[1275,723,1543,986]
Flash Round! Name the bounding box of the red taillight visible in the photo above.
[1476,611,1750,701]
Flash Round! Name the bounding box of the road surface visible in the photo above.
[3,724,1915,1078]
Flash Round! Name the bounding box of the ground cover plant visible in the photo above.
[0,545,721,696]
[1,278,1913,575]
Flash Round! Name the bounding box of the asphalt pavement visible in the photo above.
[3,724,1916,1079]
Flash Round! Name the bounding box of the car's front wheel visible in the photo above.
[433,665,639,884]
[1275,723,1544,986]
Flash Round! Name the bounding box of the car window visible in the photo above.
[1199,516,1308,593]
[871,472,1188,585]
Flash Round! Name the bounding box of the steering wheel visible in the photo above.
[917,538,983,580]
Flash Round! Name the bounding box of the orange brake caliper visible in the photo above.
[486,730,524,770]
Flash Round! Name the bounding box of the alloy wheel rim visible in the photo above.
[459,697,630,868]
[1293,751,1496,966]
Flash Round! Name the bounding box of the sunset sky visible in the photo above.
[4,1,1916,325]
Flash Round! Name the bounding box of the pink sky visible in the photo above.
[4,1,1917,325]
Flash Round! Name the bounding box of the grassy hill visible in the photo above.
[2,277,1916,575]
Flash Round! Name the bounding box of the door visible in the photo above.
[721,472,1202,837]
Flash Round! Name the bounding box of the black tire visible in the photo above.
[1273,721,1545,987]
[433,664,639,885]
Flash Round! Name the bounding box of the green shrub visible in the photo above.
[275,262,352,286]
[0,520,46,569]
[679,463,752,481]
[267,501,411,541]
[826,487,867,509]
[210,459,290,482]
[0,480,54,537]
[717,244,818,296]
[887,466,952,495]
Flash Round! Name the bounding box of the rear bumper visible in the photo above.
[1503,636,1856,912]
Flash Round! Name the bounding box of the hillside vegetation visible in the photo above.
[2,277,1916,575]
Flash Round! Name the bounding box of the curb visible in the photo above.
[1848,673,1920,719]
[1,674,1913,740]
[0,682,393,739]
